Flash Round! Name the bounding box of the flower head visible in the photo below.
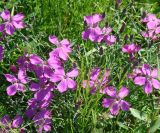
[102,86,130,115]
[0,10,25,35]
[131,64,160,94]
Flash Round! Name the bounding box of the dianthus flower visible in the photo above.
[0,10,25,35]
[102,86,130,115]
[132,64,160,94]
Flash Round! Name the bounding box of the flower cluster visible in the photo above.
[141,13,160,40]
[122,43,141,59]
[82,13,116,45]
[3,35,78,132]
[129,64,160,94]
[0,115,24,132]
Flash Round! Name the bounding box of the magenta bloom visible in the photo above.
[0,10,25,35]
[122,43,141,54]
[133,64,160,94]
[50,68,78,93]
[84,13,104,27]
[4,68,29,96]
[0,45,4,61]
[49,35,72,61]
[141,13,160,41]
[103,35,116,45]
[0,115,23,132]
[102,86,130,115]
[82,13,116,44]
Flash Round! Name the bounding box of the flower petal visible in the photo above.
[120,100,130,111]
[152,78,160,89]
[4,74,17,83]
[12,21,25,29]
[16,83,25,92]
[66,78,76,89]
[102,98,114,108]
[57,79,67,93]
[151,68,158,78]
[12,115,23,128]
[29,82,40,91]
[106,86,117,97]
[49,35,59,45]
[142,64,151,76]
[67,68,78,78]
[58,47,68,61]
[1,10,10,20]
[12,13,25,21]
[30,54,43,65]
[144,81,153,94]
[118,87,129,99]
[5,23,15,35]
[110,101,120,115]
[134,76,146,86]
[6,84,17,96]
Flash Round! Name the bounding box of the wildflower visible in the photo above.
[49,36,72,61]
[122,43,141,54]
[84,13,104,27]
[102,86,130,115]
[122,43,141,60]
[4,68,29,96]
[0,115,23,132]
[50,68,78,92]
[141,13,160,40]
[0,10,25,35]
[133,64,160,94]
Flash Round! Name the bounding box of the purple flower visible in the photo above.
[141,13,160,41]
[82,13,116,44]
[0,10,25,35]
[103,35,116,45]
[4,68,29,96]
[50,68,78,93]
[0,115,23,132]
[48,50,63,69]
[133,64,160,94]
[102,86,130,115]
[84,13,104,27]
[49,36,72,61]
[122,43,141,60]
[0,45,4,61]
[33,109,52,133]
[122,43,141,54]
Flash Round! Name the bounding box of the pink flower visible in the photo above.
[141,13,160,41]
[49,36,72,61]
[122,43,141,54]
[102,86,130,115]
[0,10,25,35]
[84,13,104,27]
[132,64,160,94]
[50,68,78,93]
[4,68,29,96]
[0,115,23,132]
